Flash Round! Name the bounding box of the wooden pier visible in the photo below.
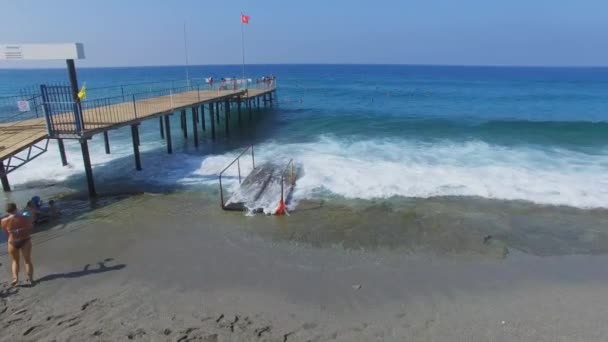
[0,83,277,196]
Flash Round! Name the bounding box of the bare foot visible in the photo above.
[10,278,18,287]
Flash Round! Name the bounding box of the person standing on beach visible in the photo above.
[1,203,34,286]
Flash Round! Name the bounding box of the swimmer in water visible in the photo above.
[1,203,35,286]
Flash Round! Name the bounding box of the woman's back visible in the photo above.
[1,214,32,242]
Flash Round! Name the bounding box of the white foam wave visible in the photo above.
[8,131,608,210]
[201,136,608,209]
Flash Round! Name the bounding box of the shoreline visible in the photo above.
[2,192,608,340]
[3,189,608,254]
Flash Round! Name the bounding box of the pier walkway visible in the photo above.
[0,80,277,196]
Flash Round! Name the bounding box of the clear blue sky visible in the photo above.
[1,0,607,68]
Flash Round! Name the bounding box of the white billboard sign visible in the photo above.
[0,43,85,60]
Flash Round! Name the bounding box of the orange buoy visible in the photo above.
[275,199,286,215]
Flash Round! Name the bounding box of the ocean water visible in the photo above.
[1,64,608,210]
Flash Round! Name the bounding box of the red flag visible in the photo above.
[241,14,250,24]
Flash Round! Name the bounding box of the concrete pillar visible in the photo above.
[131,124,142,171]
[57,138,68,165]
[0,161,10,192]
[164,115,172,154]
[80,139,96,197]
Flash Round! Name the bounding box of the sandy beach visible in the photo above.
[2,192,608,341]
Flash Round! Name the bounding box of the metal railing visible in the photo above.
[218,145,255,209]
[1,76,277,136]
[43,83,248,136]
[0,93,43,123]
[83,77,276,100]
[280,159,296,205]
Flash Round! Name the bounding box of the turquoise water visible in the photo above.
[1,65,608,209]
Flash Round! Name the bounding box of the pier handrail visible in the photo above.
[218,145,255,209]
[41,83,248,135]
[24,75,276,136]
[0,93,44,123]
[84,77,274,100]
[280,158,296,205]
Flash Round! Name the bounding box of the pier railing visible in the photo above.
[84,77,276,100]
[41,83,252,136]
[280,159,296,206]
[218,145,255,209]
[1,77,276,126]
[0,93,44,123]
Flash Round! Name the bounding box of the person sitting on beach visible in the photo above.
[48,200,61,218]
[1,203,35,286]
[22,201,39,220]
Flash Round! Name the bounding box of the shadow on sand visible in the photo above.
[36,258,126,284]
[0,284,18,299]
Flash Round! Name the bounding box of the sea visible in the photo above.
[1,64,608,214]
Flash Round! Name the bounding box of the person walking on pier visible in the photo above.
[1,202,35,286]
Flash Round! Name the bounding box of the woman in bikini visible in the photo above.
[1,202,34,286]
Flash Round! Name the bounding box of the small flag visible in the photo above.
[77,84,86,100]
[241,14,250,24]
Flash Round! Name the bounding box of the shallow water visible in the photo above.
[51,192,606,258]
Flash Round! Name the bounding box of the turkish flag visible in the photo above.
[241,14,250,24]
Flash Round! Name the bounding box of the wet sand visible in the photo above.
[2,192,608,341]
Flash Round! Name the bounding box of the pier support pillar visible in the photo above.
[209,103,216,140]
[215,102,220,124]
[224,100,230,136]
[248,99,252,120]
[164,115,173,154]
[237,98,242,127]
[159,117,165,139]
[80,139,96,197]
[257,96,260,108]
[200,104,206,131]
[0,160,10,192]
[57,138,68,165]
[131,124,142,171]
[181,109,188,139]
[192,107,199,148]
[103,132,110,154]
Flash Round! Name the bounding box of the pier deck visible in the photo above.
[0,85,277,194]
[0,118,47,161]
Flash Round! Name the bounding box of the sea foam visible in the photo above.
[7,133,608,210]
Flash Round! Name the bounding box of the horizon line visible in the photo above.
[2,62,608,70]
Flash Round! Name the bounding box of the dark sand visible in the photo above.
[2,192,608,341]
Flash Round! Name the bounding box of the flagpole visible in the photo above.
[183,21,190,86]
[240,13,246,86]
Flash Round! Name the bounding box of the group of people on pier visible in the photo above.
[205,75,276,90]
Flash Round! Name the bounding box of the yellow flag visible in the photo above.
[77,84,86,100]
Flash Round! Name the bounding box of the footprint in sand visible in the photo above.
[255,325,271,337]
[23,325,39,336]
[81,298,98,311]
[56,316,80,327]
[126,328,146,340]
